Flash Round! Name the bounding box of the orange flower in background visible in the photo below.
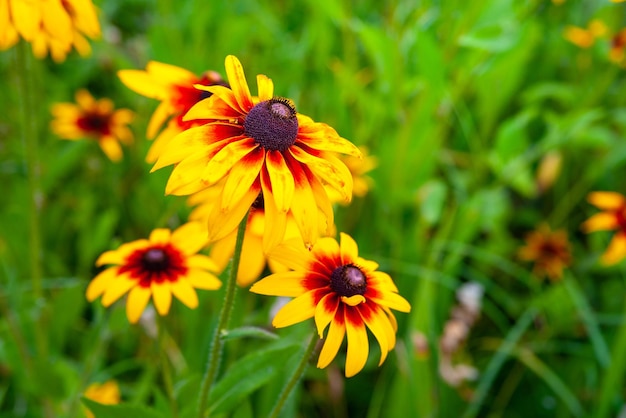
[582,191,626,265]
[51,89,134,162]
[0,0,100,62]
[609,28,626,65]
[153,55,360,250]
[83,380,120,418]
[86,223,221,323]
[251,233,411,377]
[327,146,377,203]
[564,19,607,48]
[118,62,227,162]
[518,224,572,281]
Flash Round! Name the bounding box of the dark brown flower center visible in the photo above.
[330,264,367,297]
[141,248,169,271]
[119,244,188,287]
[77,113,111,135]
[243,97,298,152]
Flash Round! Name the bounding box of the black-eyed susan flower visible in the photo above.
[250,233,411,377]
[518,224,571,281]
[86,222,221,323]
[0,0,100,62]
[153,55,361,251]
[118,61,227,162]
[83,380,120,418]
[51,89,134,162]
[327,145,377,203]
[564,19,607,48]
[609,28,626,65]
[582,191,626,265]
[187,187,297,287]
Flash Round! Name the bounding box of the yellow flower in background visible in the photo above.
[251,233,411,377]
[609,28,626,65]
[518,224,571,281]
[582,191,626,265]
[118,62,227,163]
[153,55,361,251]
[0,0,100,62]
[564,19,607,48]
[51,89,134,162]
[327,146,377,204]
[86,223,221,323]
[83,380,120,418]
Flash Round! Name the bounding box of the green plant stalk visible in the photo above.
[158,316,179,418]
[268,332,318,418]
[197,210,249,418]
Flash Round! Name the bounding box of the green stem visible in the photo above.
[268,332,318,418]
[197,210,249,418]
[158,316,179,418]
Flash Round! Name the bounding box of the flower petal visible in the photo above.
[290,146,353,203]
[369,291,411,313]
[151,281,172,316]
[202,138,259,186]
[344,309,369,377]
[101,275,137,307]
[582,212,620,232]
[601,232,626,266]
[171,222,208,255]
[314,293,339,338]
[126,286,151,323]
[164,151,211,196]
[149,229,172,245]
[257,74,274,101]
[220,147,265,211]
[250,271,308,296]
[206,181,260,242]
[272,290,318,327]
[339,233,359,265]
[358,304,391,366]
[261,168,288,252]
[588,192,626,210]
[267,239,315,271]
[266,150,295,212]
[237,233,266,286]
[171,279,199,309]
[186,269,222,290]
[86,268,118,301]
[224,55,254,112]
[187,254,220,272]
[317,308,346,370]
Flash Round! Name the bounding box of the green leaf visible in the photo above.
[81,398,167,418]
[221,326,279,341]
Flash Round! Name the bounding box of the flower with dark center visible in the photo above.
[153,55,362,251]
[118,62,228,163]
[251,233,411,377]
[51,89,134,162]
[582,191,626,265]
[518,224,571,281]
[86,223,222,323]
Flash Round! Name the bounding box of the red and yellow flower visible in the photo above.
[118,61,227,162]
[83,380,120,418]
[251,233,411,377]
[582,191,626,265]
[518,224,571,281]
[86,222,221,323]
[153,55,361,251]
[0,0,100,62]
[609,28,626,65]
[51,89,134,162]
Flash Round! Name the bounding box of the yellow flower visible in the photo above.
[86,222,221,323]
[83,380,120,418]
[118,61,227,162]
[327,145,377,203]
[153,55,361,251]
[51,89,134,162]
[564,19,607,48]
[609,28,626,65]
[251,233,411,377]
[582,191,626,265]
[0,0,100,62]
[518,224,571,281]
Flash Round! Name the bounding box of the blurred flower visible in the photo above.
[86,223,221,323]
[83,380,120,418]
[582,191,626,265]
[518,224,572,281]
[51,89,134,162]
[609,28,626,65]
[327,145,377,203]
[251,233,410,377]
[0,0,100,62]
[536,151,562,194]
[564,19,607,48]
[118,61,227,162]
[153,55,361,250]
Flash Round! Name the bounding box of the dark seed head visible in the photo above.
[141,248,169,272]
[330,264,367,297]
[243,97,298,152]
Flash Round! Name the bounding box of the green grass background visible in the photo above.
[1,0,626,417]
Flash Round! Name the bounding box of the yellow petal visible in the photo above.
[588,191,626,210]
[186,254,219,272]
[266,150,295,212]
[601,233,626,266]
[149,229,172,245]
[370,291,411,313]
[339,233,359,265]
[164,151,211,196]
[99,137,123,162]
[345,310,369,377]
[206,183,259,242]
[317,310,345,369]
[186,269,222,290]
[11,0,41,41]
[582,212,619,233]
[151,281,172,316]
[290,147,353,203]
[358,304,390,365]
[341,295,366,306]
[171,222,208,255]
[86,268,118,301]
[257,74,274,101]
[287,161,318,248]
[208,232,236,272]
[272,290,318,327]
[220,147,265,211]
[261,170,288,252]
[202,138,259,186]
[126,286,151,323]
[304,167,334,236]
[171,279,199,309]
[314,293,339,338]
[147,102,173,139]
[250,271,308,297]
[267,239,314,271]
[101,276,136,307]
[224,55,254,112]
[236,233,266,286]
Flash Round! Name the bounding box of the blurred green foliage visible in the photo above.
[1,0,626,417]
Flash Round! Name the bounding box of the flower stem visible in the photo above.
[158,316,179,418]
[268,332,318,418]
[197,210,249,418]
